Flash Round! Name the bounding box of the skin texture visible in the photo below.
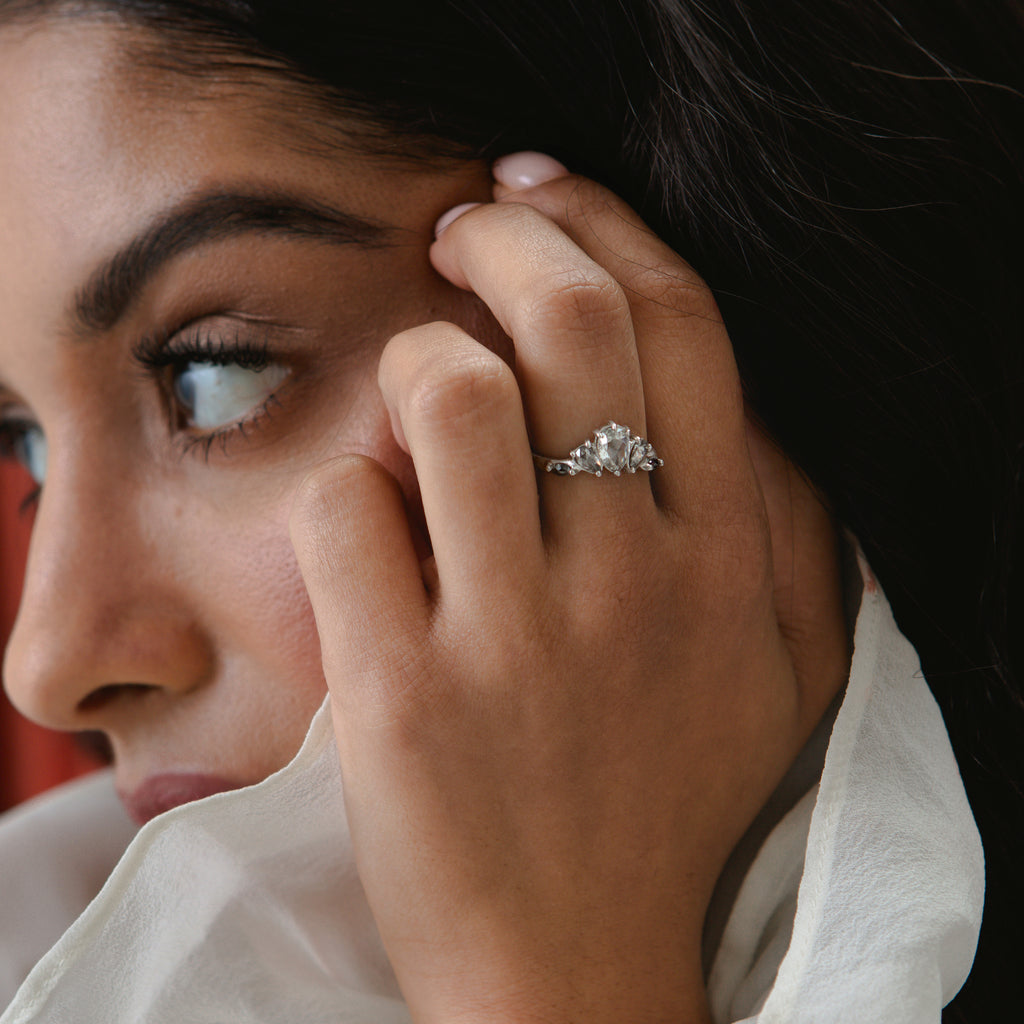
[1,16,851,1024]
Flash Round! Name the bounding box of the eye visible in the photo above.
[0,419,47,486]
[173,361,289,430]
[133,324,291,446]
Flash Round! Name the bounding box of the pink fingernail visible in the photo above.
[433,201,481,238]
[492,151,569,191]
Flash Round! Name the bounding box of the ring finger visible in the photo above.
[430,202,655,539]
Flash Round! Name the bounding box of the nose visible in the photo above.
[3,458,214,734]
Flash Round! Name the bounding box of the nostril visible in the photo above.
[77,682,155,714]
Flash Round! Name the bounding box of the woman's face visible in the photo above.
[0,17,497,822]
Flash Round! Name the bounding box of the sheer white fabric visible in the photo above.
[0,554,983,1022]
[0,772,136,1006]
[707,560,983,1021]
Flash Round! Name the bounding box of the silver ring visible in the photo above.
[532,421,664,477]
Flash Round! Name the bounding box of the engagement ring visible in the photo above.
[532,421,663,477]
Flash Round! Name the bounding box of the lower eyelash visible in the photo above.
[176,392,282,461]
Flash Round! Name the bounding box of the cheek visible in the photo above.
[206,518,329,755]
[201,529,324,773]
[200,408,416,689]
[229,534,324,684]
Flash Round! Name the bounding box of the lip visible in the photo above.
[119,773,244,826]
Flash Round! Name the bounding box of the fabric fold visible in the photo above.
[1,708,408,1024]
[708,556,983,1023]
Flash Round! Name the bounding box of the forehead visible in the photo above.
[0,15,459,350]
[0,16,354,234]
[0,20,126,265]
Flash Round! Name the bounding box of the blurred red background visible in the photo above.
[1,461,100,813]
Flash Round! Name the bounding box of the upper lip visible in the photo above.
[118,772,245,826]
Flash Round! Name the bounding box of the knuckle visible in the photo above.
[636,261,719,319]
[563,176,620,226]
[523,266,630,343]
[292,454,372,534]
[405,348,517,431]
[603,249,720,330]
[558,181,720,322]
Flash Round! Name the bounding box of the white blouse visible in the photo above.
[0,552,983,1023]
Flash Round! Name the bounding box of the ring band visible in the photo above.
[532,421,664,477]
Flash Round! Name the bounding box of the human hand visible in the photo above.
[290,155,849,1024]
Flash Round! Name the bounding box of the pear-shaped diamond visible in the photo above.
[595,422,630,474]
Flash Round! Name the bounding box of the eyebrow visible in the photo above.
[70,189,394,335]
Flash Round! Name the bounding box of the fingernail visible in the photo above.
[492,151,569,191]
[433,201,481,238]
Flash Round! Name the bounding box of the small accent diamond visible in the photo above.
[628,436,648,471]
[571,441,602,475]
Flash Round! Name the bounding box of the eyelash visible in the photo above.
[132,324,282,458]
